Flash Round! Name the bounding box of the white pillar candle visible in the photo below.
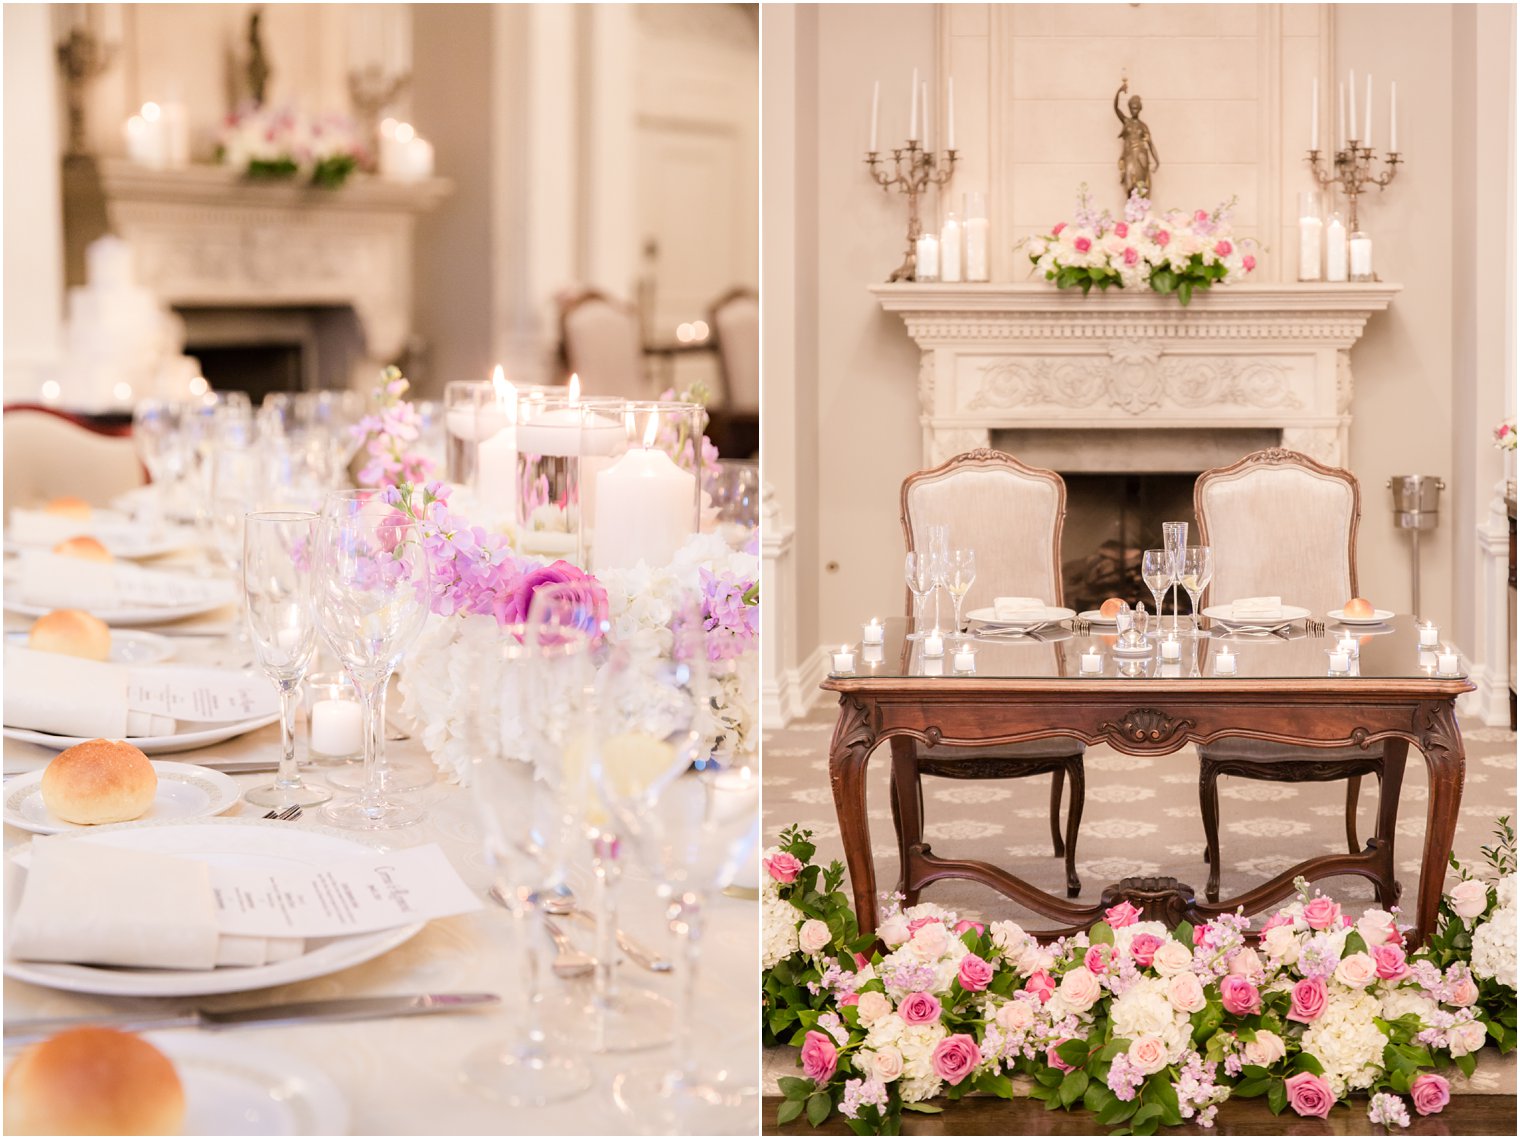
[592,443,697,572]
[1419,622,1439,647]
[1349,233,1373,280]
[832,645,856,674]
[941,214,963,282]
[1298,215,1322,281]
[870,80,880,151]
[922,80,931,153]
[1160,638,1181,662]
[964,216,989,282]
[1080,648,1102,675]
[1437,648,1460,675]
[1311,78,1319,151]
[1325,214,1348,281]
[915,233,939,281]
[1214,648,1236,675]
[922,630,944,657]
[311,698,363,757]
[1328,649,1350,673]
[953,646,976,672]
[862,617,884,645]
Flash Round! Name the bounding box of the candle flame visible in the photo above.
[491,364,514,404]
[395,121,416,144]
[142,102,162,122]
[568,374,580,405]
[642,416,659,449]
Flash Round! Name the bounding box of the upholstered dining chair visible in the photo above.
[557,288,649,399]
[709,288,759,414]
[1194,447,1405,905]
[895,448,1086,899]
[3,404,145,517]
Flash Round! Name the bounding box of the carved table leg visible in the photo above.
[1371,741,1408,909]
[890,737,924,905]
[1062,757,1084,898]
[1200,758,1222,902]
[1412,702,1466,946]
[1345,774,1364,854]
[829,696,881,936]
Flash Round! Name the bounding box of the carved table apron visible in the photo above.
[822,675,1472,947]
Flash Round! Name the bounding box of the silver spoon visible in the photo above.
[486,883,594,980]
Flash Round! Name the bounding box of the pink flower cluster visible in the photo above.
[355,372,438,490]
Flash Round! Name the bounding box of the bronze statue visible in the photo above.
[1115,80,1159,200]
[248,9,270,107]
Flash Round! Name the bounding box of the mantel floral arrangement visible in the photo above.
[217,104,366,189]
[763,820,1516,1135]
[1494,419,1516,453]
[1024,186,1260,306]
[351,371,759,776]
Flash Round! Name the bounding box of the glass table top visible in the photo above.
[828,615,1467,683]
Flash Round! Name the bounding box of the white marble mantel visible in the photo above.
[64,158,453,370]
[871,282,1401,471]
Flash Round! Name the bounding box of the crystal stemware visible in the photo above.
[1180,545,1214,637]
[904,552,935,640]
[131,399,188,524]
[311,490,432,829]
[241,511,330,809]
[1162,521,1188,633]
[1141,548,1171,627]
[944,548,976,634]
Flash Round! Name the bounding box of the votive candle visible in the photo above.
[1214,648,1236,675]
[1160,637,1181,662]
[953,645,976,673]
[1328,649,1351,674]
[862,617,884,645]
[1419,622,1439,647]
[832,645,856,674]
[1437,647,1461,675]
[1080,647,1102,675]
[923,630,945,658]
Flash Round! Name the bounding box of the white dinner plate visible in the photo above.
[966,605,1077,628]
[3,596,236,627]
[4,526,200,561]
[4,818,427,997]
[4,761,240,835]
[1328,607,1396,625]
[1078,609,1119,625]
[0,1034,349,1136]
[1201,603,1312,627]
[3,714,279,756]
[4,628,176,665]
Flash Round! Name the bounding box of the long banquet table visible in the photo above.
[2,622,759,1136]
[821,616,1474,946]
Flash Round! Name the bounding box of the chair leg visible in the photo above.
[1345,775,1363,854]
[889,738,924,907]
[1049,766,1066,857]
[1062,757,1084,898]
[1200,756,1222,903]
[1371,743,1409,910]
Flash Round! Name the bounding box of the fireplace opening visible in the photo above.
[177,305,366,404]
[1060,473,1199,615]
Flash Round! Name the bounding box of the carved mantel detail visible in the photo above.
[870,283,1400,470]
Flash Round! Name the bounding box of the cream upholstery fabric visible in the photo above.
[712,293,759,412]
[3,410,145,517]
[563,296,647,399]
[1198,462,1356,616]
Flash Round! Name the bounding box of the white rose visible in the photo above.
[1151,939,1194,977]
[879,914,911,948]
[1497,875,1516,910]
[857,990,892,1026]
[990,920,1029,956]
[1261,924,1300,964]
[1128,1034,1170,1075]
[1167,972,1206,1013]
[910,922,950,962]
[1448,1019,1488,1057]
[996,999,1035,1033]
[1058,966,1103,1012]
[870,1045,904,1082]
[1356,908,1399,946]
[1017,943,1055,975]
[1334,952,1378,989]
[798,919,832,955]
[1242,1030,1286,1067]
[1449,879,1491,920]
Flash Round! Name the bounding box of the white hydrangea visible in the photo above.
[896,1022,949,1104]
[1378,987,1439,1028]
[1108,976,1192,1061]
[1300,987,1389,1097]
[864,1012,906,1051]
[1470,904,1517,989]
[760,865,801,971]
[1496,875,1516,911]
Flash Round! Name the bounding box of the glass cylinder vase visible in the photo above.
[444,379,517,525]
[585,401,704,573]
[517,396,587,563]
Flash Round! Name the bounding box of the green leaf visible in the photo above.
[1097,1039,1129,1062]
[806,1090,832,1127]
[778,1077,813,1100]
[1234,1077,1271,1098]
[1152,1076,1182,1125]
[1456,1050,1478,1078]
[1057,1039,1090,1068]
[1344,930,1368,956]
[1132,1103,1163,1127]
[901,1102,944,1114]
[776,1099,804,1126]
[1089,921,1115,945]
[1084,1081,1115,1114]
[976,1071,1015,1099]
[1292,1052,1324,1076]
[1178,280,1193,307]
[1098,1095,1139,1125]
[1059,1069,1090,1107]
[1267,1080,1287,1115]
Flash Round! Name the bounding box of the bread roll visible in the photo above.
[40,739,156,825]
[28,609,111,662]
[51,535,113,564]
[4,1027,185,1136]
[42,496,92,521]
[1099,597,1124,618]
[1344,597,1375,618]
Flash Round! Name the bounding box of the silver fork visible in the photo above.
[260,804,303,821]
[486,883,595,980]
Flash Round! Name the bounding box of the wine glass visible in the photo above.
[944,548,976,634]
[1180,546,1214,637]
[904,552,935,639]
[1162,521,1188,633]
[209,443,260,664]
[1141,548,1171,628]
[462,618,594,1107]
[242,511,330,809]
[131,399,187,524]
[311,490,433,829]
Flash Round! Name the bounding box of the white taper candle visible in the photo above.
[909,67,919,141]
[871,80,880,151]
[1311,78,1319,151]
[1364,72,1372,145]
[1349,69,1357,140]
[948,76,956,150]
[1390,80,1398,151]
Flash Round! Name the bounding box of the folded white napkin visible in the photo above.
[8,839,304,970]
[993,596,1046,622]
[12,551,234,612]
[2,646,175,738]
[1230,596,1284,620]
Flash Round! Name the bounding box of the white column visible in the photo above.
[585,5,638,301]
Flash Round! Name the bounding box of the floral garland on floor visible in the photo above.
[763,820,1516,1134]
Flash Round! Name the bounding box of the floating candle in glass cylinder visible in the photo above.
[445,369,519,523]
[516,379,594,561]
[589,401,702,572]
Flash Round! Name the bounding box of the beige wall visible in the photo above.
[767,2,1515,697]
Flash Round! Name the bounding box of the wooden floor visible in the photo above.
[762,1094,1517,1135]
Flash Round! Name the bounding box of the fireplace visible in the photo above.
[1057,473,1197,615]
[177,306,367,404]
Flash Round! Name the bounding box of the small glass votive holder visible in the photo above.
[1418,622,1440,648]
[921,655,945,677]
[862,641,885,667]
[922,629,946,658]
[952,641,977,674]
[306,672,363,765]
[1326,649,1352,676]
[831,645,856,675]
[1079,646,1103,676]
[862,618,885,646]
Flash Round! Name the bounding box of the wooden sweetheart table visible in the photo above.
[822,616,1473,946]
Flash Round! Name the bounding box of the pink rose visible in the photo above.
[1287,977,1328,1024]
[1303,896,1342,931]
[1334,951,1378,989]
[996,999,1035,1032]
[1085,943,1113,974]
[840,992,859,1006]
[763,852,802,883]
[931,1033,981,1086]
[800,1030,838,1085]
[1113,221,1129,238]
[1074,236,1092,254]
[1357,908,1400,946]
[1449,879,1490,919]
[1449,1019,1488,1056]
[1261,910,1294,932]
[1025,970,1056,1003]
[878,914,911,947]
[1052,221,1067,236]
[869,1046,904,1083]
[1105,901,1142,928]
[1219,975,1261,1017]
[899,991,942,1025]
[1228,949,1266,983]
[1123,246,1139,266]
[1449,975,1480,1007]
[1213,239,1233,257]
[1058,966,1103,1012]
[798,919,832,955]
[1194,209,1210,224]
[1193,923,1210,947]
[1411,1073,1450,1116]
[1371,942,1410,982]
[1284,1071,1333,1118]
[1045,1038,1076,1073]
[1127,1035,1169,1076]
[910,921,950,962]
[856,991,892,1026]
[1128,933,1164,967]
[1152,940,1195,976]
[498,560,605,626]
[1168,971,1207,1013]
[906,916,940,933]
[1242,253,1257,272]
[958,953,994,992]
[1155,229,1171,247]
[1242,1030,1286,1068]
[953,919,985,938]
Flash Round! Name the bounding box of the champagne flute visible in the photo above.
[242,511,330,809]
[1141,548,1171,632]
[131,399,187,525]
[312,490,433,829]
[904,552,935,640]
[945,548,976,634]
[1162,521,1188,633]
[1181,545,1214,637]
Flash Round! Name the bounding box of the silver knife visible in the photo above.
[4,992,500,1046]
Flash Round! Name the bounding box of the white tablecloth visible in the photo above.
[2,625,759,1135]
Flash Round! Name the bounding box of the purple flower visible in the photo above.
[700,567,758,661]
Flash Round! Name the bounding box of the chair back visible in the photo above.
[1194,448,1360,616]
[559,289,647,399]
[900,449,1066,616]
[3,405,145,517]
[710,288,758,412]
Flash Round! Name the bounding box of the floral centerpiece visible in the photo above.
[1494,419,1516,453]
[1025,187,1260,306]
[764,819,1516,1134]
[217,104,366,189]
